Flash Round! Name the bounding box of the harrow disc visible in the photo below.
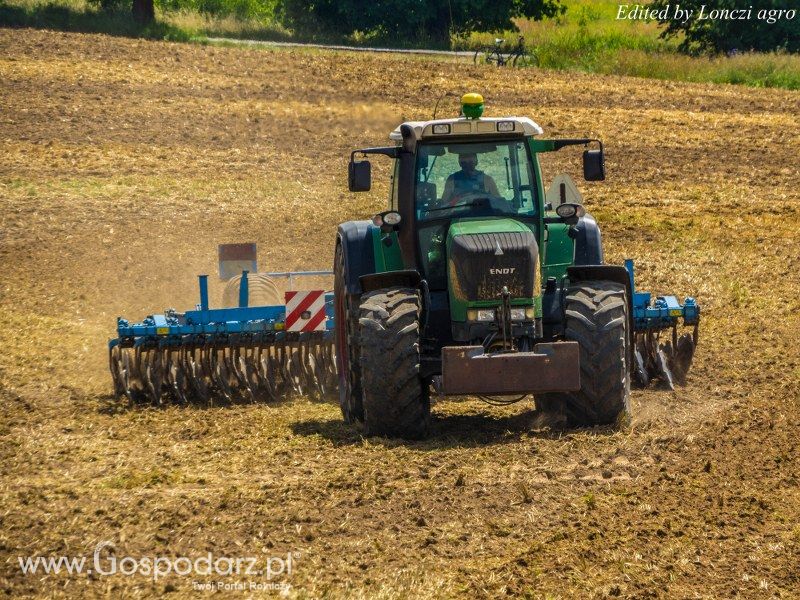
[109,346,126,398]
[633,337,650,388]
[110,334,337,406]
[634,324,698,390]
[671,331,697,385]
[165,347,189,404]
[182,345,211,404]
[113,346,147,403]
[141,347,164,403]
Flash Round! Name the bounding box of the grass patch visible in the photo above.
[0,0,292,42]
[166,10,288,41]
[601,48,800,89]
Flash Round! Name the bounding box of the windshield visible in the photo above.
[414,139,537,221]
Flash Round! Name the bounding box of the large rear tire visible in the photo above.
[358,287,430,439]
[538,280,631,427]
[334,244,363,423]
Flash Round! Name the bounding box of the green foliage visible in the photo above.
[650,0,800,54]
[90,0,126,11]
[277,0,565,47]
[83,0,276,19]
[158,0,276,19]
[0,0,192,38]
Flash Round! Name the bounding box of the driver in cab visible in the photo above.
[441,152,500,205]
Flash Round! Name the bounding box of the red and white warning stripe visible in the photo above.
[284,290,327,332]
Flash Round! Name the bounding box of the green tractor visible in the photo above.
[334,93,633,439]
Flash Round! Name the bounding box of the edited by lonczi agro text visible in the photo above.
[617,4,797,24]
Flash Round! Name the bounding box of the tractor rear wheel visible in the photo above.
[538,280,631,427]
[334,244,363,423]
[358,287,430,439]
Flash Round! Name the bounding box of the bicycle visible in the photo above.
[473,36,539,68]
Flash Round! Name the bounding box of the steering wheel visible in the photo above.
[447,190,490,206]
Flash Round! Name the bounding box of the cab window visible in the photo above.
[414,140,537,221]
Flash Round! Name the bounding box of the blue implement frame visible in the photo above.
[624,259,700,333]
[109,271,335,350]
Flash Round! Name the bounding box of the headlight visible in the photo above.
[496,120,515,132]
[476,309,495,322]
[555,203,586,219]
[467,309,495,322]
[432,123,451,135]
[383,211,402,226]
[467,307,535,321]
[372,211,402,227]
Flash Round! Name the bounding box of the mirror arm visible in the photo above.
[550,138,603,152]
[350,147,399,161]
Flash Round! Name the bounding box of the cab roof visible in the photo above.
[389,116,543,142]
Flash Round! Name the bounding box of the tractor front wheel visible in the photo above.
[358,287,430,439]
[538,280,631,427]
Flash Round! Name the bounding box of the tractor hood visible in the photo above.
[448,217,533,237]
[446,218,539,321]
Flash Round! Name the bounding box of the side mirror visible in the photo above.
[348,160,371,192]
[583,148,605,181]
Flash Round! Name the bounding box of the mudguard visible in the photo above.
[572,214,604,265]
[567,265,630,292]
[337,221,375,295]
[360,270,421,294]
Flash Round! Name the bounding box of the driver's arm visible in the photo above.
[484,174,500,197]
[441,175,455,204]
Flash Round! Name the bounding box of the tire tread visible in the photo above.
[359,287,430,439]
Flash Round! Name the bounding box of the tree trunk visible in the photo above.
[424,4,452,49]
[132,0,154,24]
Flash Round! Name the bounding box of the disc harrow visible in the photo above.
[625,259,700,389]
[109,272,337,405]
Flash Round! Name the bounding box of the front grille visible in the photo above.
[449,231,538,301]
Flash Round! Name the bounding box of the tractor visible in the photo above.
[334,93,696,439]
[107,93,697,423]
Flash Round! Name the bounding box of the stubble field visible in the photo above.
[1,28,799,598]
